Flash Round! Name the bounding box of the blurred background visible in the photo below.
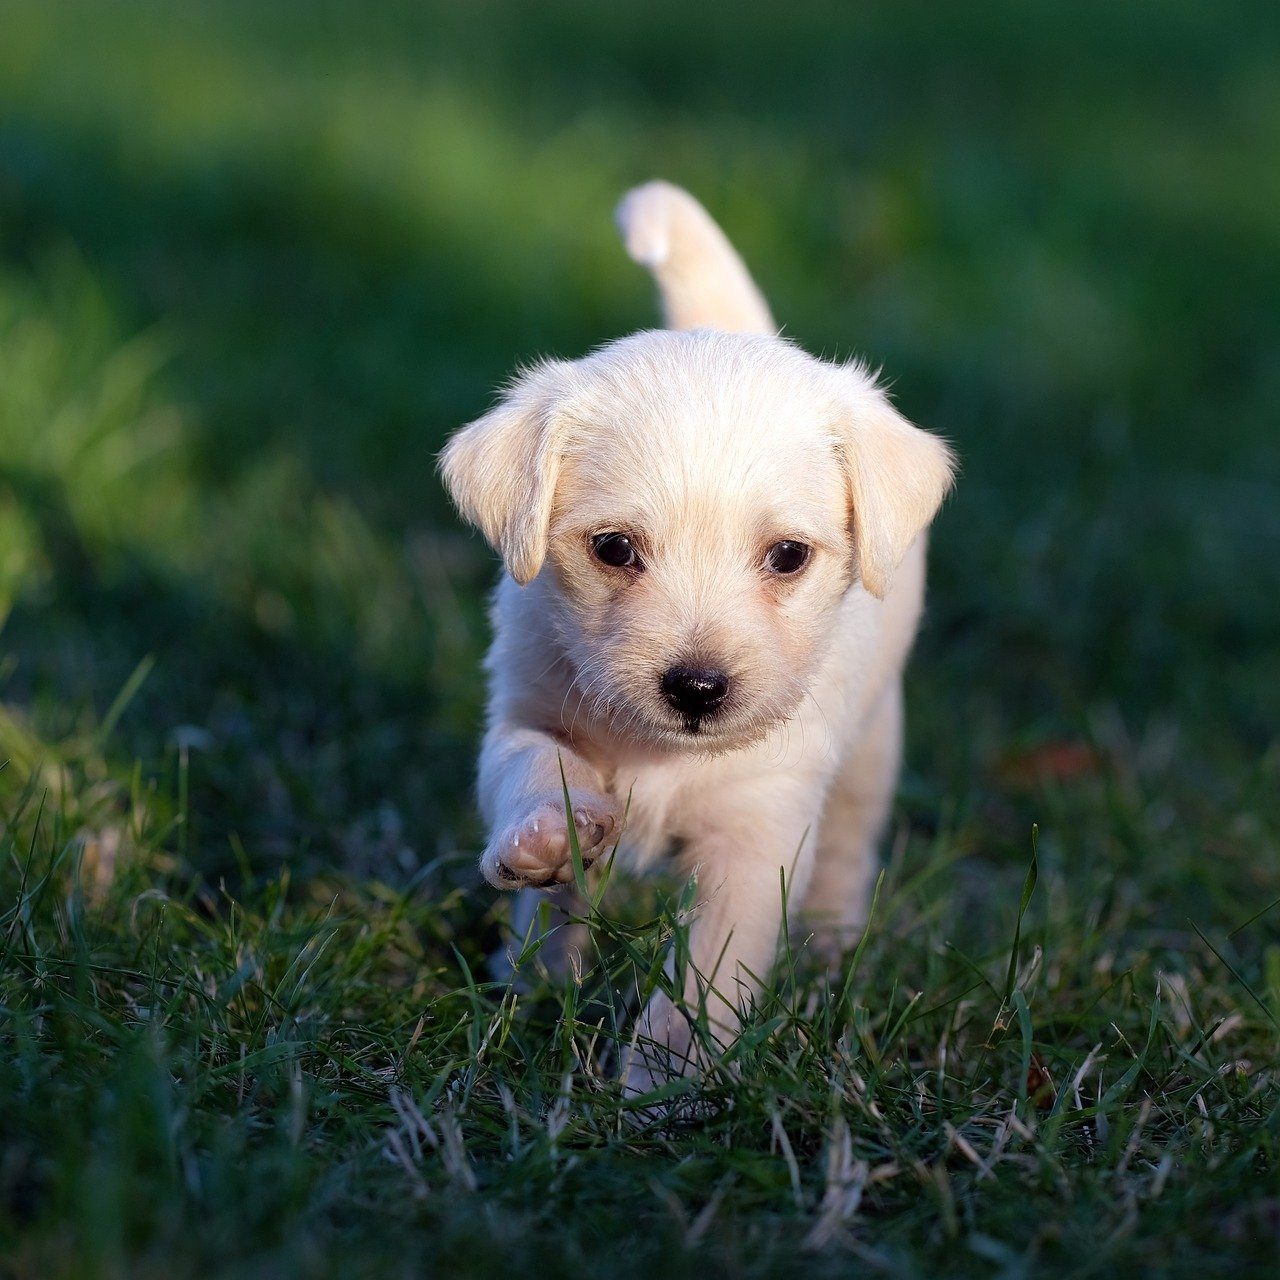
[0,0,1277,906]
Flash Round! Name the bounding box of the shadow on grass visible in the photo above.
[0,462,481,887]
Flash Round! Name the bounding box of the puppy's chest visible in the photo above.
[600,761,690,870]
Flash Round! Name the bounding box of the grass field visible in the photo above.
[1,1,1279,1275]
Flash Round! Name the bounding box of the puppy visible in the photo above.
[440,181,955,1090]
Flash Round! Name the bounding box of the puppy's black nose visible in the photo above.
[661,666,730,719]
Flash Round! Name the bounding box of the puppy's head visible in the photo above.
[442,330,954,753]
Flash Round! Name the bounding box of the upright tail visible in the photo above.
[615,181,776,335]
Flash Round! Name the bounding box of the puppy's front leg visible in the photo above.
[477,724,620,890]
[624,788,816,1093]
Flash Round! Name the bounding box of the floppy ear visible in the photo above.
[439,361,573,585]
[834,366,956,599]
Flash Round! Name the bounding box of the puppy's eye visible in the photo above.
[764,540,811,575]
[592,532,641,570]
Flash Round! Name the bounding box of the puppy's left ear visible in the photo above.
[439,361,573,585]
[834,366,957,599]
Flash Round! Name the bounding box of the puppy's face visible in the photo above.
[546,379,853,752]
[442,331,954,754]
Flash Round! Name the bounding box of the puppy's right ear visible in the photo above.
[439,361,573,585]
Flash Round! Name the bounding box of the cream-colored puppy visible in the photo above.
[441,181,955,1089]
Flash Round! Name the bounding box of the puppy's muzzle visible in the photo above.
[661,665,730,726]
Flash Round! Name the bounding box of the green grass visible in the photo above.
[0,1,1278,1275]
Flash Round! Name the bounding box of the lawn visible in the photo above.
[0,1,1278,1276]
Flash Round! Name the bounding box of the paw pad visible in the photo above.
[482,797,619,889]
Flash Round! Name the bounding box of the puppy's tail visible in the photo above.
[615,181,776,335]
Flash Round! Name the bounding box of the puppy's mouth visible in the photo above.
[592,689,793,758]
[670,706,732,737]
[658,695,763,749]
[654,703,782,755]
[651,674,812,754]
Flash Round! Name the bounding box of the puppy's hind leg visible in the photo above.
[803,683,903,966]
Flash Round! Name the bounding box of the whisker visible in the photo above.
[804,687,834,761]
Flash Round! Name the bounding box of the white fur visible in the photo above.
[440,182,955,1091]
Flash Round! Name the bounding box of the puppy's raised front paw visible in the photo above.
[481,793,620,890]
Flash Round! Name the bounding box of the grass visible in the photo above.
[0,0,1278,1275]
